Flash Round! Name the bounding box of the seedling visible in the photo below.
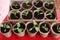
[42,24,48,32]
[3,23,10,32]
[13,3,19,8]
[34,8,43,15]
[46,9,54,18]
[35,1,39,5]
[11,11,18,18]
[23,11,29,16]
[13,23,23,33]
[57,25,60,32]
[29,20,39,32]
[46,1,51,6]
[0,24,3,27]
[25,1,30,6]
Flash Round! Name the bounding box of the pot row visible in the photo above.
[10,0,55,11]
[0,21,60,38]
[8,9,57,21]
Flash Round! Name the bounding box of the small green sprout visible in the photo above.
[42,24,48,31]
[34,8,43,15]
[0,24,3,27]
[3,23,10,29]
[23,11,29,16]
[46,9,54,18]
[25,1,30,6]
[57,25,60,32]
[13,23,23,33]
[11,11,18,18]
[13,3,19,8]
[35,1,39,5]
[3,23,10,32]
[29,20,39,32]
[46,1,51,6]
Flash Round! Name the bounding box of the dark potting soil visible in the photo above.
[34,1,43,7]
[46,11,56,19]
[45,3,54,9]
[52,24,60,33]
[14,23,25,33]
[27,23,37,33]
[1,23,10,33]
[40,23,50,33]
[22,11,32,19]
[12,2,20,9]
[22,2,32,9]
[10,13,20,19]
[34,11,44,19]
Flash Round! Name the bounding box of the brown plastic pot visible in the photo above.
[32,0,43,8]
[33,8,45,21]
[21,1,33,10]
[0,22,12,38]
[21,10,33,21]
[11,1,21,10]
[39,21,50,38]
[45,10,57,21]
[43,1,54,11]
[12,22,26,37]
[8,10,20,21]
[51,22,60,38]
[26,21,38,37]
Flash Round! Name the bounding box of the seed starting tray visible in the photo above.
[0,0,60,40]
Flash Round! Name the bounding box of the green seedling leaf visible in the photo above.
[46,1,51,6]
[6,25,10,28]
[57,25,60,32]
[12,11,17,16]
[25,1,30,6]
[17,23,20,28]
[23,11,28,16]
[47,9,54,18]
[13,3,19,8]
[18,28,23,33]
[35,1,39,5]
[3,23,10,28]
[42,24,48,31]
[4,29,6,32]
[33,20,37,25]
[33,20,39,32]
[0,24,3,27]
[29,28,33,31]
[35,27,39,32]
[34,8,43,15]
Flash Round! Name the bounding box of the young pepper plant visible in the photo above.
[42,24,48,32]
[25,1,30,6]
[57,25,60,32]
[11,11,18,18]
[35,1,39,5]
[29,20,39,32]
[34,8,43,15]
[46,1,51,6]
[13,23,23,33]
[3,23,10,32]
[46,9,54,18]
[23,11,29,16]
[13,3,19,8]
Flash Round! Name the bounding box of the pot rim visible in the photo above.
[51,22,60,35]
[11,1,21,10]
[26,21,38,34]
[39,21,50,34]
[12,22,26,34]
[21,9,33,20]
